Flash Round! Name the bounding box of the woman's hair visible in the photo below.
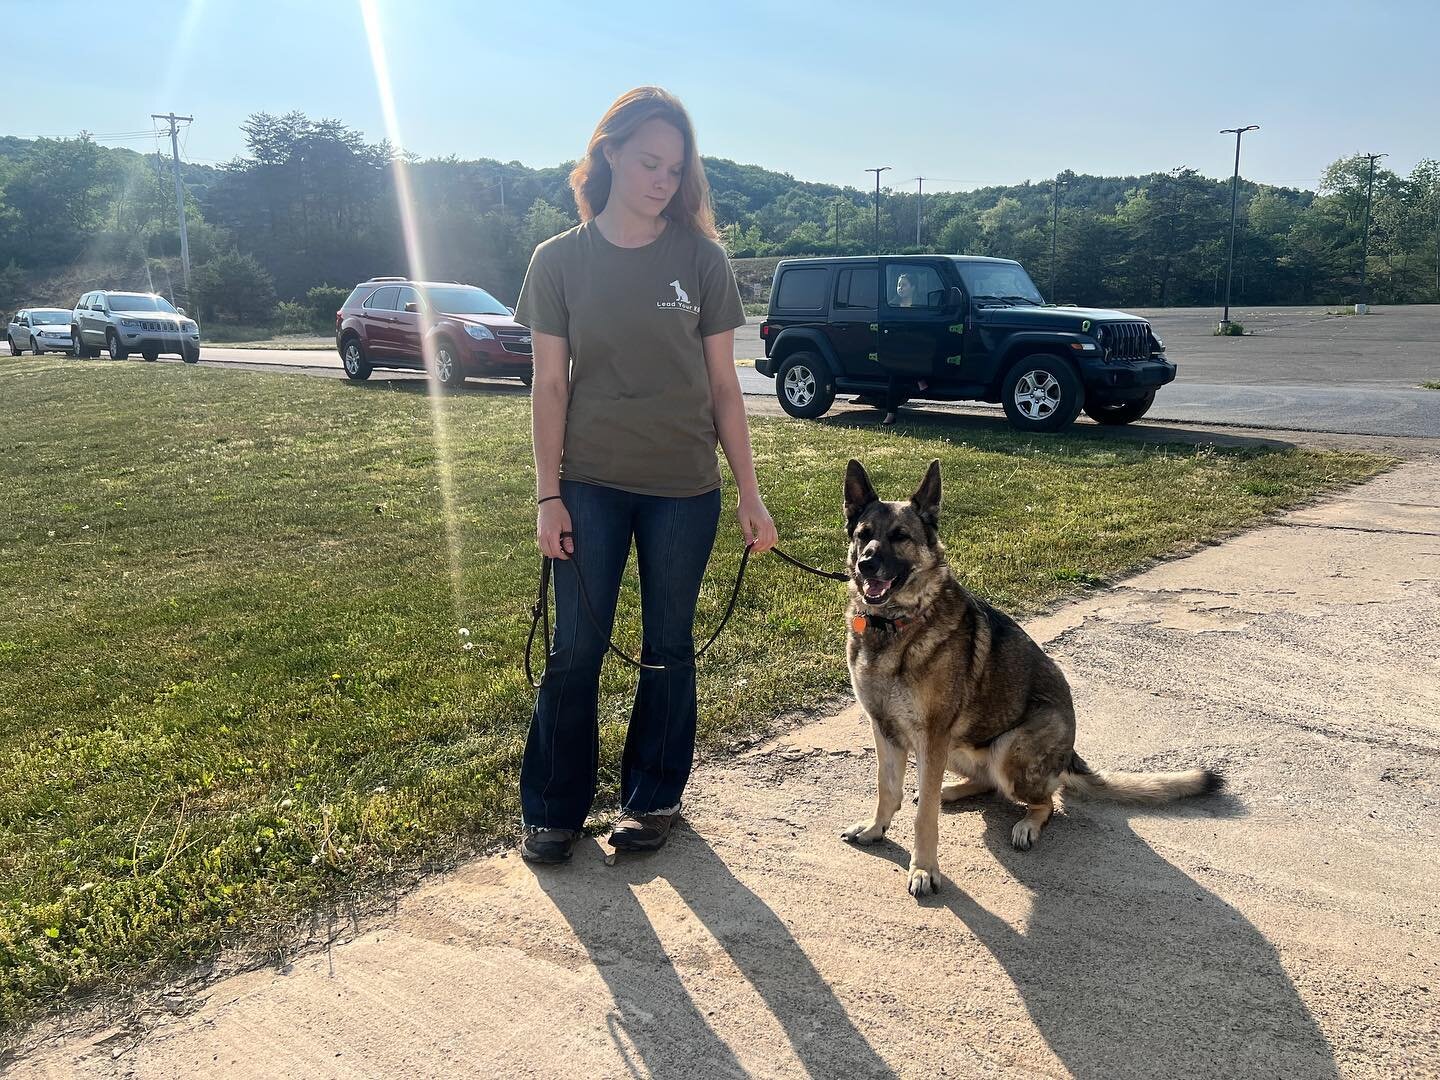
[569,86,718,239]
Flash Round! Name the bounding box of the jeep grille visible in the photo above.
[1101,321,1151,361]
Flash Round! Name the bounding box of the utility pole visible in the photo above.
[1050,172,1068,300]
[152,112,193,303]
[912,177,929,247]
[1219,125,1259,333]
[865,166,891,253]
[1434,180,1440,303]
[833,199,842,254]
[1357,152,1387,312]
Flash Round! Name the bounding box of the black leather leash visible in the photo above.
[524,532,848,689]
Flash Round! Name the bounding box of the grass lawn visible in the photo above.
[0,357,1391,1036]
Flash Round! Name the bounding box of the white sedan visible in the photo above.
[7,308,73,355]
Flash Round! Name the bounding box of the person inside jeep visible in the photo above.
[894,273,917,308]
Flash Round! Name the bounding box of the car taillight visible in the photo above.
[760,323,771,338]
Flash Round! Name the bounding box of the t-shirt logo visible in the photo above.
[657,278,701,315]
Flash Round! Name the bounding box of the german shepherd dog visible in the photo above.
[840,459,1222,898]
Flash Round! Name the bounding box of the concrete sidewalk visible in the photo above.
[15,464,1440,1079]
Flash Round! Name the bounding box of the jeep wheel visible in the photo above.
[141,349,160,362]
[776,352,835,419]
[341,336,372,381]
[106,330,129,361]
[432,339,466,390]
[181,344,200,365]
[1001,354,1084,433]
[1084,390,1156,426]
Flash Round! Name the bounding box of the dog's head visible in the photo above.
[844,458,944,607]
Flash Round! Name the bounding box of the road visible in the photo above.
[169,304,1440,438]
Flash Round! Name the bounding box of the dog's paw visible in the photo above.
[907,864,940,897]
[841,820,886,845]
[1011,818,1042,851]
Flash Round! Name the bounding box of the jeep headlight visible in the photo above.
[1151,334,1164,351]
[182,320,198,332]
[464,324,494,340]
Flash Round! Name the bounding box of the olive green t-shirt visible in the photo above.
[514,219,746,498]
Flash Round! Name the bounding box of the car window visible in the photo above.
[833,267,878,310]
[365,286,400,311]
[775,267,829,311]
[395,287,422,312]
[343,285,367,309]
[884,265,946,311]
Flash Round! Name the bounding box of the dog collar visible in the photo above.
[850,609,922,635]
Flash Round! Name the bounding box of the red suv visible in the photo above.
[335,277,533,388]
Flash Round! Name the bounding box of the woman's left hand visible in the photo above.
[738,493,778,554]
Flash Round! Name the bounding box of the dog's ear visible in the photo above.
[844,459,878,534]
[909,459,942,530]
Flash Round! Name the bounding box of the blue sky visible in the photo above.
[12,0,1438,193]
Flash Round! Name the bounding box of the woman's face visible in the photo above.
[604,117,686,221]
[897,276,915,301]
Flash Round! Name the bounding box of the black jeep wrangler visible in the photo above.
[755,255,1176,432]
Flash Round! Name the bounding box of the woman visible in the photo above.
[514,87,778,864]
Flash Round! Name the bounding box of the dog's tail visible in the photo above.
[1062,752,1223,804]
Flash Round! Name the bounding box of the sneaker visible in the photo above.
[519,827,582,864]
[608,810,680,852]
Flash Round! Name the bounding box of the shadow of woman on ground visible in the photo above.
[533,830,895,1079]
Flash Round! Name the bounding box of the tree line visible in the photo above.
[0,113,1436,325]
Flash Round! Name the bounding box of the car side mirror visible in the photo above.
[177,307,186,316]
[404,302,421,313]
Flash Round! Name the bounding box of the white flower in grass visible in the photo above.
[458,627,470,637]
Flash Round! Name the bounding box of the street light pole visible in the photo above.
[1219,125,1259,333]
[1050,173,1067,300]
[1357,152,1387,312]
[865,166,891,252]
[916,177,926,247]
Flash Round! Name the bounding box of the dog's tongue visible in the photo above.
[863,577,893,601]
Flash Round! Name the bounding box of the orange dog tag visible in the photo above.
[850,615,867,634]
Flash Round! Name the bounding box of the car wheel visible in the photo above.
[31,337,45,356]
[106,330,129,361]
[7,335,18,356]
[518,367,533,387]
[142,349,160,362]
[182,344,200,364]
[1000,353,1084,433]
[432,339,465,389]
[1084,390,1156,426]
[775,351,836,419]
[340,336,372,381]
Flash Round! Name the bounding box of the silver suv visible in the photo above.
[71,290,201,363]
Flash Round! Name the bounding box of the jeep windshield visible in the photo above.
[108,294,177,313]
[422,286,510,316]
[954,263,1045,307]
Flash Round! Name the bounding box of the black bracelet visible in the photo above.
[538,495,562,506]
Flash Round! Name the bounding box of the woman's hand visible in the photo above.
[738,493,778,554]
[537,500,574,559]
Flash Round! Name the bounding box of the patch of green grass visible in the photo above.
[0,359,1391,1035]
[215,337,335,351]
[1421,381,1440,391]
[1213,320,1246,336]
